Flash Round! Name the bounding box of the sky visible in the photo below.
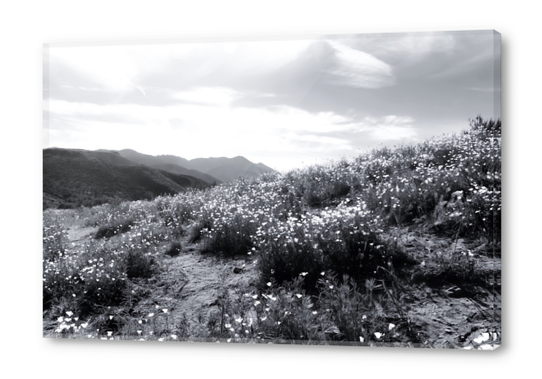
[44,30,500,172]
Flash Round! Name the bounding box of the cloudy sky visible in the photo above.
[44,30,500,172]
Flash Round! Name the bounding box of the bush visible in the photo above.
[77,273,127,316]
[201,213,255,257]
[256,203,415,292]
[43,243,129,317]
[95,218,134,239]
[188,213,213,244]
[165,241,182,257]
[125,248,155,279]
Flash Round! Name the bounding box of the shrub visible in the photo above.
[125,248,155,279]
[316,273,419,344]
[201,213,255,257]
[43,243,129,317]
[412,250,485,289]
[77,273,127,316]
[188,216,213,244]
[95,218,134,239]
[256,202,415,292]
[165,241,182,257]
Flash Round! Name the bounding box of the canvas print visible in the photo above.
[43,30,501,349]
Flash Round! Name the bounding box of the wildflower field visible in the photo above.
[43,116,501,349]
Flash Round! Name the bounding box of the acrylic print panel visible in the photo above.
[43,30,501,349]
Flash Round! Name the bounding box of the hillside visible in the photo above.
[43,117,501,349]
[117,149,222,185]
[43,148,210,209]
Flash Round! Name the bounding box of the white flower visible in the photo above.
[374,332,383,339]
[478,344,496,350]
[473,332,490,344]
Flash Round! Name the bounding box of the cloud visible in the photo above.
[370,115,416,138]
[171,87,242,107]
[349,115,418,141]
[326,41,395,89]
[340,32,457,66]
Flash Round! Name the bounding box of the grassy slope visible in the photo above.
[43,148,210,209]
[43,117,501,348]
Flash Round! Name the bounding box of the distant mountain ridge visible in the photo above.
[43,148,210,209]
[115,149,276,184]
[156,154,276,183]
[187,156,272,183]
[117,149,222,185]
[43,147,277,209]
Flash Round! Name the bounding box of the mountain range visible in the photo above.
[43,148,275,209]
[117,149,275,184]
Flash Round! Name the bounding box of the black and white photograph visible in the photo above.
[42,30,501,349]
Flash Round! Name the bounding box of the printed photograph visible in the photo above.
[43,30,501,348]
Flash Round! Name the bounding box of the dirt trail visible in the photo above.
[67,226,96,243]
[66,227,259,328]
[156,239,260,323]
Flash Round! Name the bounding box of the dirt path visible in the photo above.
[65,227,259,331]
[67,226,96,243]
[155,238,260,324]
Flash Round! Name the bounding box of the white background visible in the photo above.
[0,0,538,377]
